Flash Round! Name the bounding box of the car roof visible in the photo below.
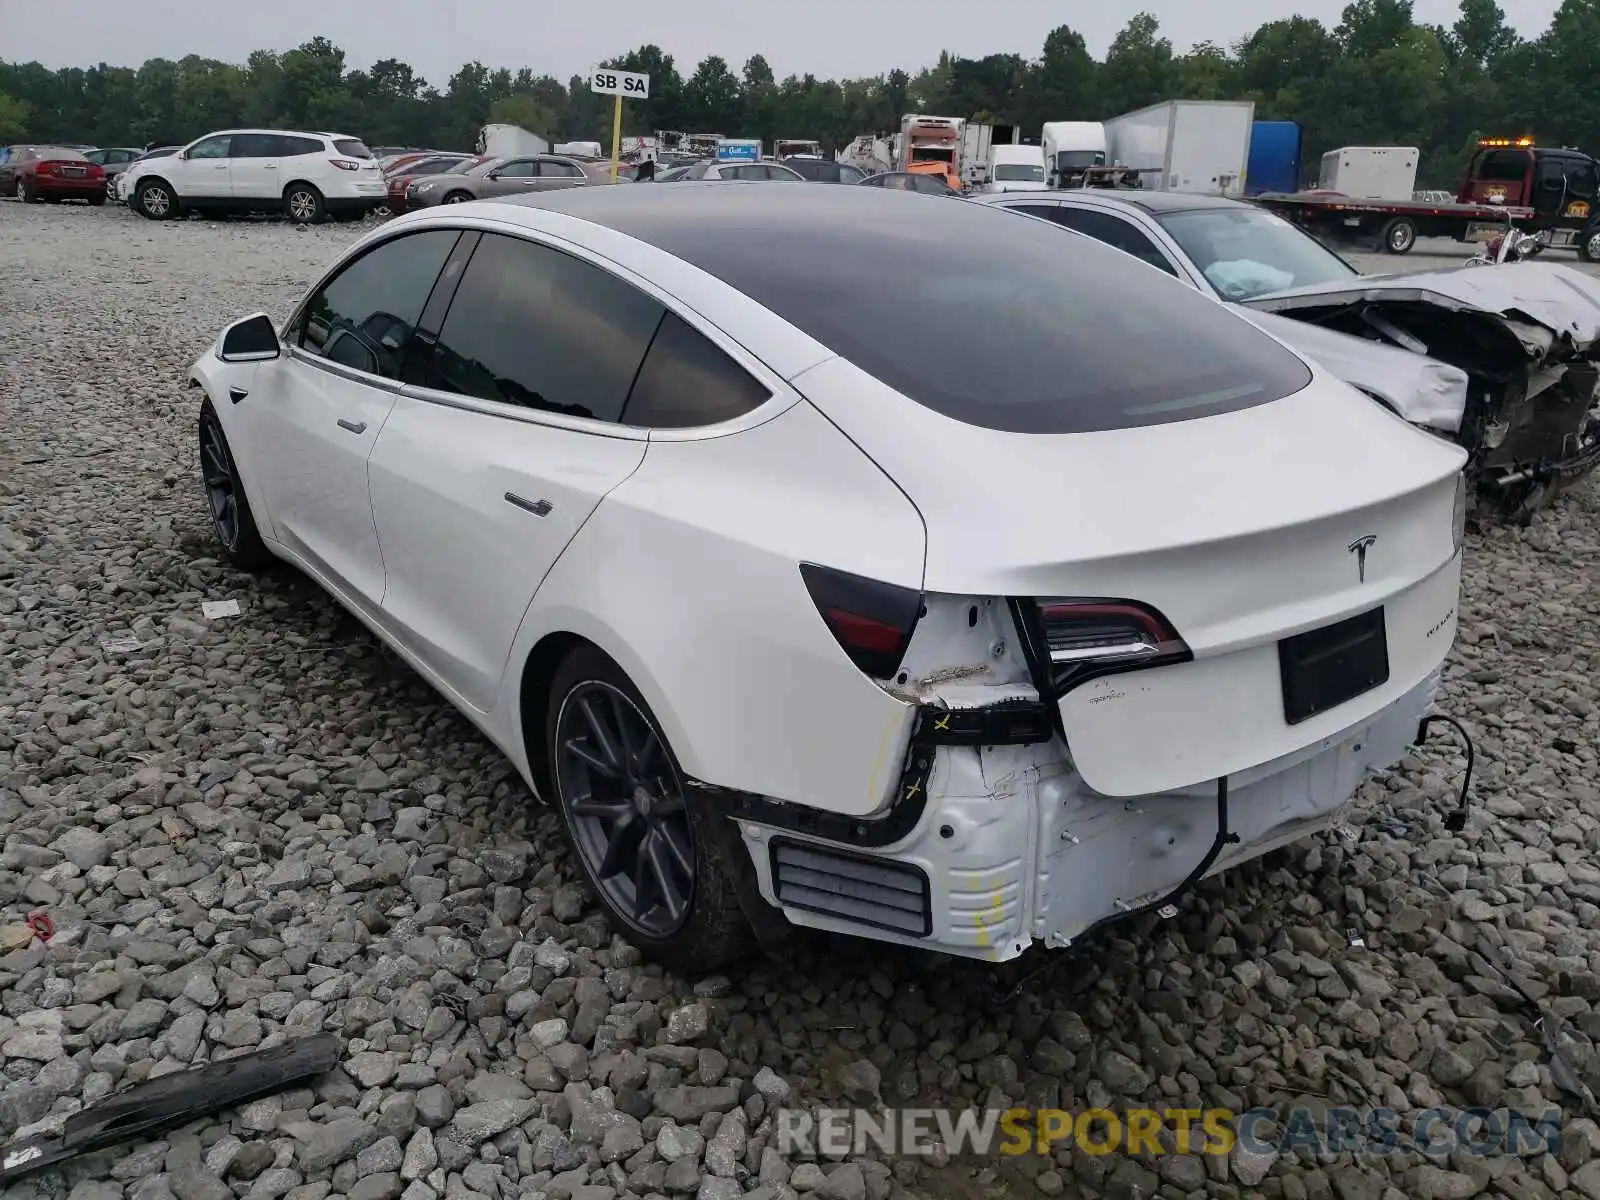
[1040,190,1251,216]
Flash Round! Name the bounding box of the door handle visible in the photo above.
[337,418,367,434]
[214,164,228,170]
[264,164,276,169]
[504,492,552,516]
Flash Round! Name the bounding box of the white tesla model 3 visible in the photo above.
[191,183,1467,971]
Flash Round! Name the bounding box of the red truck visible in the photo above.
[1250,137,1600,257]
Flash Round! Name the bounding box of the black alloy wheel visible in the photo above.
[555,679,696,938]
[197,399,269,568]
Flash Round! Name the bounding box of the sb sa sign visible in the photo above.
[591,68,651,99]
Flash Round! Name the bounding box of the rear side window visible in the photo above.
[280,136,325,157]
[631,188,1312,434]
[539,160,584,178]
[297,230,459,379]
[1475,150,1530,182]
[422,233,665,422]
[622,312,770,428]
[334,139,373,159]
[1045,207,1178,276]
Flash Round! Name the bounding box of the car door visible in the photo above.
[173,134,234,198]
[226,133,285,201]
[366,230,665,710]
[479,158,540,197]
[534,157,587,190]
[240,228,461,603]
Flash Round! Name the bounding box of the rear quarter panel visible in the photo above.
[496,399,929,817]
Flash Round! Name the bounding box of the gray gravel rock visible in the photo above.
[2,204,1598,1200]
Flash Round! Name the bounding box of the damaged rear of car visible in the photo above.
[1239,263,1600,521]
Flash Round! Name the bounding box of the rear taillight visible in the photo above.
[1034,598,1190,692]
[36,163,56,176]
[800,563,922,679]
[330,158,361,172]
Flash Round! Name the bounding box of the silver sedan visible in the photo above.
[402,154,592,209]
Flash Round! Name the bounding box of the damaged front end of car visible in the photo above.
[1241,262,1600,522]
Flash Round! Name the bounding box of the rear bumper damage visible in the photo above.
[721,555,1459,961]
[729,668,1439,961]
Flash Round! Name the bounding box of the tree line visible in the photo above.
[0,0,1590,188]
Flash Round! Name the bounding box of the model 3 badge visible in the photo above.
[1347,534,1377,583]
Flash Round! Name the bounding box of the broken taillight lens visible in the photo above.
[1035,598,1190,693]
[800,563,923,679]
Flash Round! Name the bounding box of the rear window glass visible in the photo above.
[1474,150,1530,182]
[334,139,374,159]
[600,188,1310,433]
[37,147,88,161]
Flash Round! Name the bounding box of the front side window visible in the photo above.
[421,233,665,422]
[85,149,109,164]
[297,230,460,380]
[187,136,232,160]
[622,312,770,429]
[1157,206,1356,299]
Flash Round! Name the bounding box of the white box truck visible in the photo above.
[1318,146,1420,201]
[1042,121,1106,188]
[477,124,550,157]
[1103,100,1254,196]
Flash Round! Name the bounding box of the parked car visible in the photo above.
[652,159,806,182]
[84,146,144,190]
[0,145,106,204]
[124,129,386,223]
[858,170,960,195]
[781,156,867,184]
[384,154,482,213]
[401,154,591,208]
[190,182,1466,970]
[114,146,182,203]
[974,190,1600,520]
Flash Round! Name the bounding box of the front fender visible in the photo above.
[189,355,275,541]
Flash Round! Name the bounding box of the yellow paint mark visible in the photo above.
[864,712,902,805]
[933,713,951,732]
[972,876,1007,950]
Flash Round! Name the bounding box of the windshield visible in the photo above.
[994,164,1045,182]
[1158,207,1358,300]
[1054,150,1106,172]
[912,147,955,165]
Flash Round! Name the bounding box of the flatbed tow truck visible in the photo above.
[1250,137,1600,256]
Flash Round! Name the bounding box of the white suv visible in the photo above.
[125,129,386,222]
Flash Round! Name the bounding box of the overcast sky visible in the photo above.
[0,0,1566,86]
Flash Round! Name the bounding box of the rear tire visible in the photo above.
[89,194,106,207]
[284,183,325,224]
[544,645,756,973]
[1380,216,1417,255]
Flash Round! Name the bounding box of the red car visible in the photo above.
[0,145,107,204]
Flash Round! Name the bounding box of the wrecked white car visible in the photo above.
[975,190,1600,519]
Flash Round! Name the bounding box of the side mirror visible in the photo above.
[219,313,280,363]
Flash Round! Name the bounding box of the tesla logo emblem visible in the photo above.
[1348,535,1377,583]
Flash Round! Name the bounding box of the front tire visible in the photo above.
[442,190,473,205]
[284,184,325,224]
[136,179,176,220]
[1580,224,1600,264]
[198,398,271,570]
[16,178,35,203]
[545,646,755,972]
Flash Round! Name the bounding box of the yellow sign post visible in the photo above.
[589,67,651,182]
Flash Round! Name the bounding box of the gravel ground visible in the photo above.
[2,200,1600,1200]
